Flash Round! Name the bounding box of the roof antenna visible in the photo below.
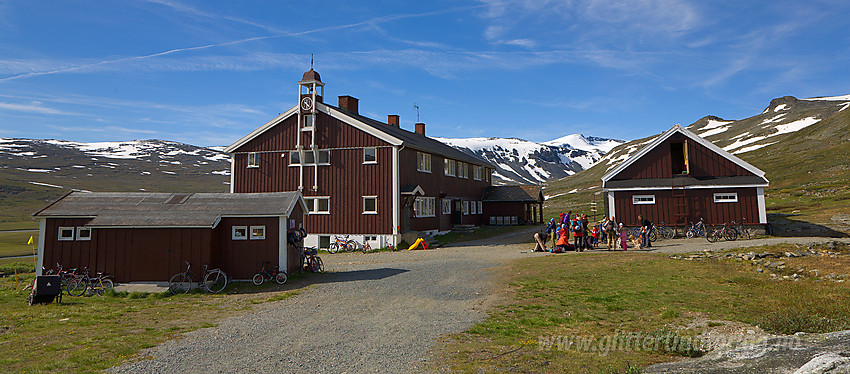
[310,54,314,70]
[413,102,420,122]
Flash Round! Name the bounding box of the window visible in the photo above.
[305,197,330,214]
[458,162,468,179]
[462,201,469,215]
[444,159,456,177]
[247,152,259,168]
[363,148,377,164]
[473,166,482,180]
[57,227,74,241]
[441,199,452,215]
[302,114,314,130]
[671,141,689,175]
[417,152,431,173]
[319,235,330,249]
[413,197,435,217]
[76,227,91,241]
[714,192,738,203]
[477,201,483,214]
[363,196,378,214]
[290,150,330,166]
[232,226,248,240]
[632,195,656,205]
[250,226,266,240]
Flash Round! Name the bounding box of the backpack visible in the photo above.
[573,221,582,233]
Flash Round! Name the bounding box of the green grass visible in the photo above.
[0,231,38,258]
[0,269,303,373]
[432,250,850,373]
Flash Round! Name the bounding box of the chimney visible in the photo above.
[414,122,425,136]
[338,95,358,114]
[387,115,399,127]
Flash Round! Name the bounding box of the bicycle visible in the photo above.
[66,268,114,297]
[302,247,324,272]
[732,218,751,240]
[252,261,287,285]
[653,222,675,240]
[328,235,360,253]
[168,261,228,294]
[685,219,707,239]
[706,222,737,243]
[362,240,374,253]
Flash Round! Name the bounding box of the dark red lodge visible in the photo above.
[602,125,769,228]
[33,191,307,282]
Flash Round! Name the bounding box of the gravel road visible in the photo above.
[108,229,538,374]
[108,229,848,373]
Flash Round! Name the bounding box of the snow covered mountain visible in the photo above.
[0,138,231,193]
[433,134,624,185]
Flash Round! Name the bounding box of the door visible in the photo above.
[131,231,171,281]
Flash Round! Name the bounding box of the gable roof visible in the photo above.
[601,124,768,184]
[224,101,493,168]
[482,185,543,202]
[33,191,307,228]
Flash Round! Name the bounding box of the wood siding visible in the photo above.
[612,188,760,227]
[612,134,754,181]
[399,147,490,231]
[232,111,393,235]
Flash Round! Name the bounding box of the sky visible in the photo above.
[1,0,849,147]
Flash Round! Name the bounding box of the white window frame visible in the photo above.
[76,227,92,241]
[250,225,266,240]
[713,192,738,203]
[458,162,468,179]
[232,226,248,240]
[632,195,656,205]
[363,196,378,214]
[247,152,259,168]
[417,152,432,173]
[473,166,482,180]
[462,201,469,215]
[477,201,483,215]
[363,148,377,164]
[289,150,330,166]
[444,159,456,177]
[441,199,451,215]
[414,197,436,217]
[301,114,314,131]
[305,197,331,214]
[58,227,74,241]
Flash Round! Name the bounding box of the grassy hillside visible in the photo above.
[542,108,850,234]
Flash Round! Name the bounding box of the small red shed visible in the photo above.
[602,124,769,228]
[33,191,307,282]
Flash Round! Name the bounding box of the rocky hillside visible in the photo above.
[434,134,623,185]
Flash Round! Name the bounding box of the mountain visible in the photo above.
[542,94,850,235]
[433,135,624,185]
[0,138,231,225]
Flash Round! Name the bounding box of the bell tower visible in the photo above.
[296,62,324,191]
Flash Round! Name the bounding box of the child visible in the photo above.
[554,226,569,253]
[619,223,628,251]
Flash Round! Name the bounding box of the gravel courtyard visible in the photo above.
[108,230,849,373]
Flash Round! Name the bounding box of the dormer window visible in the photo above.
[671,141,688,175]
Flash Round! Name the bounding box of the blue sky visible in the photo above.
[1,0,848,146]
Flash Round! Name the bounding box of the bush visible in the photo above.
[0,262,36,275]
[758,309,849,334]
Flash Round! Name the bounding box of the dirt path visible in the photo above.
[109,234,541,373]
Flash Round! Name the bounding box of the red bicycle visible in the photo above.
[252,261,288,285]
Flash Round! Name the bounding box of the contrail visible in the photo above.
[0,5,485,82]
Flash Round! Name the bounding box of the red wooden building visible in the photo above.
[225,69,515,249]
[602,124,769,228]
[33,191,307,281]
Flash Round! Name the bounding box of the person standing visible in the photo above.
[638,214,653,248]
[619,223,628,250]
[605,216,617,250]
[572,217,584,251]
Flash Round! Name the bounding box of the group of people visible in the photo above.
[532,212,654,253]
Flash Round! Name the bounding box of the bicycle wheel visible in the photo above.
[663,227,675,239]
[252,273,264,286]
[706,230,718,243]
[308,256,319,272]
[328,242,339,254]
[168,273,192,294]
[345,240,360,252]
[274,272,288,285]
[724,227,738,241]
[95,279,114,296]
[686,229,695,239]
[649,230,657,242]
[67,278,87,297]
[315,257,324,272]
[203,269,227,293]
[739,225,750,240]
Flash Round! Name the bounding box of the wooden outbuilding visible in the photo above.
[482,185,545,225]
[602,124,769,228]
[33,191,307,282]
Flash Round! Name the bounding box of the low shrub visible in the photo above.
[0,262,35,275]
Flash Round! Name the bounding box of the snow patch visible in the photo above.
[773,117,820,135]
[733,142,777,154]
[773,104,787,112]
[699,126,729,137]
[723,136,767,151]
[701,119,733,130]
[802,94,850,101]
[29,181,64,189]
[17,168,53,173]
